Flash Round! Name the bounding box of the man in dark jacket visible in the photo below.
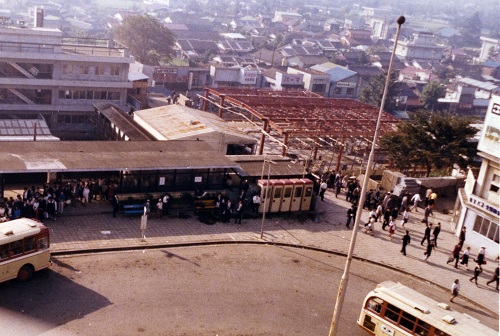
[421,223,432,246]
[432,222,441,248]
[401,230,411,256]
[346,205,356,228]
[447,243,462,269]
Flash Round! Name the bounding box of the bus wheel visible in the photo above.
[17,265,34,282]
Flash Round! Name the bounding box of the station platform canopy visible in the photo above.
[0,140,239,174]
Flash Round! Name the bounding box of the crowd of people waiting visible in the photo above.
[0,178,120,223]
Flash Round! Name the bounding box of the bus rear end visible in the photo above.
[0,218,51,283]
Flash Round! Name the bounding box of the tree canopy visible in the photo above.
[379,111,478,176]
[113,14,175,66]
[359,72,399,113]
[420,81,446,111]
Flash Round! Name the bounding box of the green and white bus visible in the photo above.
[358,281,497,336]
[0,218,51,282]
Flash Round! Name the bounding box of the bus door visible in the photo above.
[289,178,303,212]
[300,178,314,211]
[270,179,284,213]
[257,179,271,213]
[280,179,293,212]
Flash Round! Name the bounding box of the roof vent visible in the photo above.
[1,229,13,235]
[442,315,456,324]
[437,302,450,310]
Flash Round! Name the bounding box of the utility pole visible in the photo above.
[328,16,405,336]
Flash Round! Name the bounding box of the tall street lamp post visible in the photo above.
[328,16,405,336]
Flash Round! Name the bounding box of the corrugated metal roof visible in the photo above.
[95,103,154,141]
[0,141,239,173]
[459,77,499,91]
[133,105,257,147]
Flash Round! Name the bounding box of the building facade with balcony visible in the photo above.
[0,26,134,139]
[453,96,500,252]
[395,32,445,61]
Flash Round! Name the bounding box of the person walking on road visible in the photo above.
[401,230,411,256]
[319,180,328,201]
[486,266,499,291]
[401,208,410,227]
[448,243,462,269]
[334,179,341,198]
[423,241,434,262]
[399,193,409,214]
[422,205,433,224]
[388,217,396,240]
[346,205,356,228]
[450,279,460,302]
[458,227,466,247]
[382,207,391,230]
[432,222,441,248]
[475,246,486,266]
[375,203,383,222]
[410,193,421,212]
[469,263,482,286]
[460,246,471,270]
[421,223,432,246]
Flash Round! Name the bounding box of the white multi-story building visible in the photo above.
[453,95,500,253]
[476,37,499,64]
[395,32,445,61]
[0,26,134,139]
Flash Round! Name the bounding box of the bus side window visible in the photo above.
[433,328,451,336]
[415,319,431,336]
[399,311,417,332]
[384,303,401,323]
[366,298,382,314]
[10,241,23,256]
[38,237,49,250]
[0,244,8,260]
[24,237,36,252]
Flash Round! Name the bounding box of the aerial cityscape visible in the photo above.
[0,0,498,335]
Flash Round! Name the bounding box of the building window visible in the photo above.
[346,88,355,95]
[311,84,326,93]
[63,64,73,75]
[81,65,90,75]
[334,87,342,95]
[110,67,120,76]
[490,174,500,193]
[473,214,499,243]
[109,91,121,100]
[95,66,105,75]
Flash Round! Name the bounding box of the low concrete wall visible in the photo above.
[380,170,405,192]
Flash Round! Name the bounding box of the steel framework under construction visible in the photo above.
[201,88,399,171]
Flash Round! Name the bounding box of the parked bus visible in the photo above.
[0,218,51,283]
[358,281,497,336]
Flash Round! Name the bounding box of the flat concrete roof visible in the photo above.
[0,141,240,173]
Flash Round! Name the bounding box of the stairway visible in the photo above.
[9,89,34,104]
[7,62,35,78]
